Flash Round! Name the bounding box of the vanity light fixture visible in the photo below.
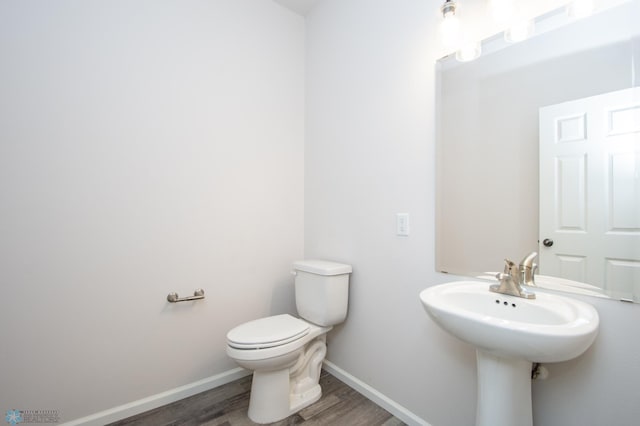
[504,19,535,43]
[567,0,596,18]
[440,0,460,48]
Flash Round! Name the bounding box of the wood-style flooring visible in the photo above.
[108,370,407,426]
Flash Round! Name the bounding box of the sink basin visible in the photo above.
[420,280,599,426]
[420,280,599,362]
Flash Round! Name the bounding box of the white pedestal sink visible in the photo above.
[420,281,599,426]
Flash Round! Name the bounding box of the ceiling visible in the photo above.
[272,0,321,16]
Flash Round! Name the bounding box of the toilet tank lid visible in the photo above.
[292,260,352,276]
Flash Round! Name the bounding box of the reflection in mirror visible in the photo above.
[436,0,640,302]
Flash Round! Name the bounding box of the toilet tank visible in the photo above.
[292,260,352,326]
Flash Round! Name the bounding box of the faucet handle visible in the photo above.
[503,259,518,277]
[496,272,510,281]
[503,258,514,270]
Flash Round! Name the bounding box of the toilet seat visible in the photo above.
[227,314,310,350]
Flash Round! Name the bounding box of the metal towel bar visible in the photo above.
[167,289,205,303]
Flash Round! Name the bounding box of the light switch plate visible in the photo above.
[397,213,410,236]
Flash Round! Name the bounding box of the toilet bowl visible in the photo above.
[227,314,331,423]
[226,260,351,424]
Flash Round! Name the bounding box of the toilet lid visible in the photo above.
[227,314,310,349]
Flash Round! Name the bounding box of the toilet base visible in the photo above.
[248,371,322,424]
[247,335,327,424]
[290,382,322,413]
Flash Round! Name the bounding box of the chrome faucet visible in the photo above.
[489,252,538,299]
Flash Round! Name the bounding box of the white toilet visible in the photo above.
[226,259,352,424]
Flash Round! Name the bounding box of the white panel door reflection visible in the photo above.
[539,87,640,300]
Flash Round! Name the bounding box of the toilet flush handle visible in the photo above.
[291,270,297,276]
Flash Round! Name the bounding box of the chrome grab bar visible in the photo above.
[167,288,205,303]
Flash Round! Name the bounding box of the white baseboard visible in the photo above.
[62,368,251,426]
[322,360,430,426]
[63,362,428,426]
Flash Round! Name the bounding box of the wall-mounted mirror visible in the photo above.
[436,0,640,302]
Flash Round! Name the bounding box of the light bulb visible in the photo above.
[441,13,461,48]
[440,1,460,49]
[456,41,482,62]
[504,19,535,43]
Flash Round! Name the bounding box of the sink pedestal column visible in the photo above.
[476,350,533,426]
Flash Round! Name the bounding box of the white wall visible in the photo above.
[0,0,304,422]
[306,0,640,425]
[2,0,639,425]
[306,1,477,425]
